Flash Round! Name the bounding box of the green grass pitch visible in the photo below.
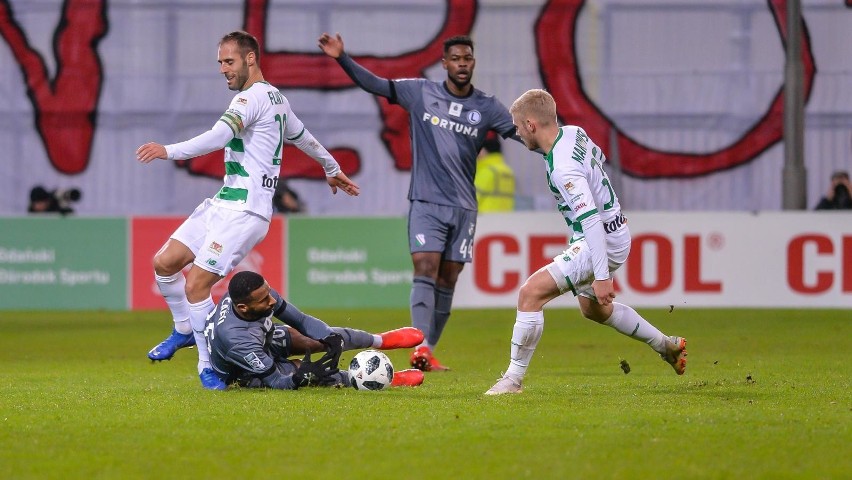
[0,308,849,479]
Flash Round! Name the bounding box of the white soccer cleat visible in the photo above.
[485,374,523,395]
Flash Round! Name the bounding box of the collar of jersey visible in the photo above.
[442,80,474,99]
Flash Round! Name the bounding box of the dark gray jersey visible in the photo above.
[392,79,515,210]
[206,288,335,389]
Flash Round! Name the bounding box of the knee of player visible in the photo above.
[184,273,219,301]
[579,301,611,323]
[152,254,179,276]
[152,247,192,276]
[411,253,441,277]
[516,283,544,311]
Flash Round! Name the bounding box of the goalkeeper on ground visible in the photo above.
[204,271,425,389]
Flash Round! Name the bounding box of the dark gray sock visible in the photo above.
[410,276,436,342]
[429,286,454,346]
[330,326,375,351]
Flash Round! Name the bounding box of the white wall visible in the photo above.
[455,211,852,308]
[1,0,850,216]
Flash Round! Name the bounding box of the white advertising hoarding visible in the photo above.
[455,212,852,309]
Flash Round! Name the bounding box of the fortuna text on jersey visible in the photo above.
[421,112,479,138]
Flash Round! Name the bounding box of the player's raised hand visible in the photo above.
[318,32,344,59]
[592,279,616,306]
[135,142,168,164]
[327,172,360,196]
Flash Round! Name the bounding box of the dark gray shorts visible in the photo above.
[407,200,477,263]
[268,325,293,360]
[235,325,294,387]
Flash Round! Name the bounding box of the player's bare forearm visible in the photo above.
[327,172,360,196]
[135,142,167,164]
[318,33,344,59]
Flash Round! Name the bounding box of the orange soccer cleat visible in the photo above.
[409,345,451,372]
[390,368,425,387]
[379,327,425,350]
[661,336,688,375]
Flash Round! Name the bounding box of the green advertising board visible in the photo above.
[0,218,127,310]
[287,217,411,308]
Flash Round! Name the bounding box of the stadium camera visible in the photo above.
[28,185,82,215]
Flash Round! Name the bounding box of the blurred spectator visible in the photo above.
[28,186,81,215]
[815,171,852,210]
[272,180,304,214]
[475,133,515,212]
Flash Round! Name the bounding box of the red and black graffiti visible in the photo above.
[0,0,107,175]
[1,0,823,180]
[537,0,816,178]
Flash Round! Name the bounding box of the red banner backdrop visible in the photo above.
[130,216,285,310]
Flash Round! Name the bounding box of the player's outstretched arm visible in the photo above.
[327,171,360,196]
[137,122,234,163]
[135,142,167,163]
[317,32,344,59]
[318,32,393,98]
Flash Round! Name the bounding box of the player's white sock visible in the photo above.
[189,295,214,373]
[603,302,667,353]
[505,310,544,381]
[155,272,191,334]
[371,335,382,348]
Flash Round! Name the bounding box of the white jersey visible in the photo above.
[545,126,627,242]
[212,81,306,220]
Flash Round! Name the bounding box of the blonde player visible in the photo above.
[136,31,359,389]
[485,89,686,395]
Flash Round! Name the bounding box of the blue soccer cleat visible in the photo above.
[147,328,196,361]
[199,368,227,390]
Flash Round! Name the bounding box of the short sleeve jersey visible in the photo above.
[212,82,306,220]
[392,79,515,211]
[545,126,625,242]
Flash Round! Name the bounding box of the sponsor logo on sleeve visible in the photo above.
[236,97,247,105]
[244,352,266,371]
[415,233,426,247]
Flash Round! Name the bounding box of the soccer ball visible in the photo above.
[349,350,394,391]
